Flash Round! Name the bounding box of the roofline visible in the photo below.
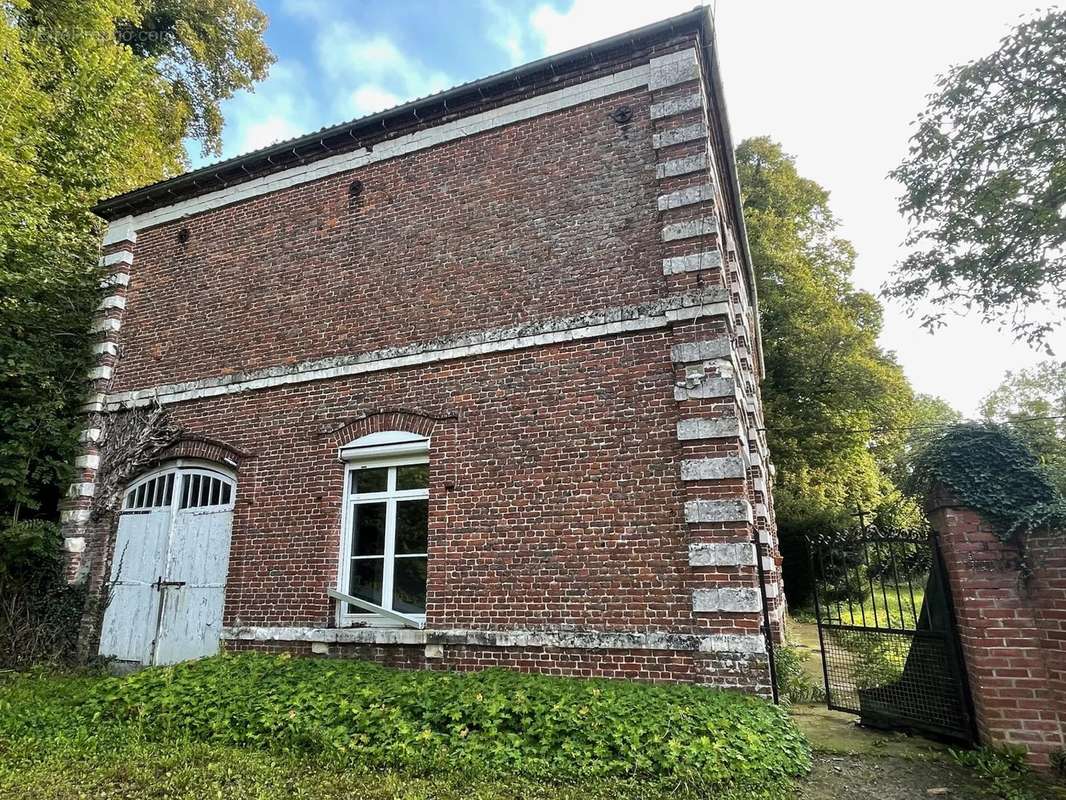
[93,6,709,220]
[693,11,765,375]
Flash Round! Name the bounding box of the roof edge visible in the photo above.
[94,6,708,221]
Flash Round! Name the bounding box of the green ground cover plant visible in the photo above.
[0,654,811,800]
[950,745,1041,800]
[774,645,825,705]
[831,585,926,630]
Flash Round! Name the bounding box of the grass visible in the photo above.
[0,657,810,800]
[824,585,926,630]
[0,737,711,800]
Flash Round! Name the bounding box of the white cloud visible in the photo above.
[482,0,527,65]
[314,26,452,119]
[217,62,319,161]
[347,85,403,117]
[530,0,698,56]
[213,10,457,163]
[237,116,304,153]
[278,0,332,21]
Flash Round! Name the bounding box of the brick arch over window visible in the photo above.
[150,434,248,470]
[326,407,456,449]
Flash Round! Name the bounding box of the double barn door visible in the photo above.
[99,464,236,665]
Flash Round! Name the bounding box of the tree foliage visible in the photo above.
[981,360,1066,496]
[885,9,1066,347]
[737,137,949,604]
[738,137,920,525]
[116,0,273,155]
[0,0,272,522]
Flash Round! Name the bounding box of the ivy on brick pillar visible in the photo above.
[926,488,1066,769]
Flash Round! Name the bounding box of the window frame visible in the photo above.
[121,459,236,515]
[336,435,429,628]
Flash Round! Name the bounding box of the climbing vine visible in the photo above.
[910,423,1066,540]
[92,403,181,519]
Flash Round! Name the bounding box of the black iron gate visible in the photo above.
[809,526,975,742]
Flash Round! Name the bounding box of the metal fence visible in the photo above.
[809,527,975,742]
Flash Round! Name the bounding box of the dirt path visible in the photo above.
[798,753,987,800]
[790,704,1066,799]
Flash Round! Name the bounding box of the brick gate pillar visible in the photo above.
[926,489,1066,768]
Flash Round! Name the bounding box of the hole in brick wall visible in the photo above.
[608,106,632,124]
[348,180,364,210]
[177,227,190,245]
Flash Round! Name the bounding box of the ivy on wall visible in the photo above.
[92,403,181,520]
[910,423,1066,540]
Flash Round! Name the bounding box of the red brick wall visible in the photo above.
[70,42,781,694]
[134,334,694,632]
[222,641,716,685]
[109,87,660,393]
[927,495,1066,768]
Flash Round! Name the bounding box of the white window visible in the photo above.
[337,432,429,626]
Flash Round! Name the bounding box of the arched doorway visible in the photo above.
[98,460,237,665]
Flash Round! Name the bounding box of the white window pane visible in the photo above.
[392,557,427,614]
[348,558,384,612]
[351,502,386,556]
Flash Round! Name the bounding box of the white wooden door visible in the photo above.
[98,465,235,665]
[154,501,234,663]
[98,507,170,662]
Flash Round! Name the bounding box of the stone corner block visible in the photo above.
[684,498,753,524]
[662,249,723,275]
[699,633,766,654]
[648,49,700,90]
[692,587,763,613]
[680,456,747,481]
[61,536,86,554]
[656,152,707,180]
[671,337,731,363]
[662,216,718,242]
[676,416,744,442]
[688,542,757,567]
[652,123,706,150]
[674,376,736,402]
[649,93,703,120]
[102,217,137,247]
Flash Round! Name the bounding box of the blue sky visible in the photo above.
[198,0,1063,416]
[199,0,561,162]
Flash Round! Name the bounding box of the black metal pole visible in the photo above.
[754,525,779,704]
[808,535,833,709]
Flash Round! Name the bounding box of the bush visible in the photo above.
[85,653,810,793]
[0,520,86,668]
[774,646,824,705]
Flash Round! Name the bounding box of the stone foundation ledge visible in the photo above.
[221,625,766,654]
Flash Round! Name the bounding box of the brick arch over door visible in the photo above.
[150,434,249,471]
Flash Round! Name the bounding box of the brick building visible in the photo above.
[63,8,784,693]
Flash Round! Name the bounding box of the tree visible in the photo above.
[885,9,1066,348]
[116,0,274,155]
[981,361,1066,494]
[888,393,962,488]
[0,0,272,522]
[738,137,917,521]
[737,137,940,606]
